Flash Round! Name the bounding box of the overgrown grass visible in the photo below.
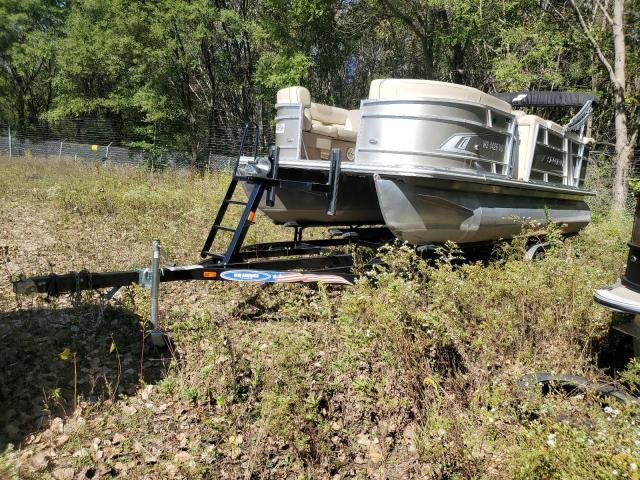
[2,156,640,478]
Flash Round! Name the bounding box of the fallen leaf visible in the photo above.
[52,467,75,480]
[50,417,64,434]
[55,434,70,447]
[73,448,89,458]
[122,405,137,415]
[174,451,191,464]
[368,443,384,463]
[28,451,49,471]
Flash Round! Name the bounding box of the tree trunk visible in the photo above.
[611,0,629,210]
[613,89,631,209]
[421,34,434,79]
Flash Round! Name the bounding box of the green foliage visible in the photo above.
[254,52,312,93]
[182,387,200,403]
[0,0,635,176]
[619,358,640,396]
[0,0,65,126]
[158,378,177,396]
[0,444,18,480]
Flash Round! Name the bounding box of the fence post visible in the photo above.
[208,151,212,172]
[8,126,11,158]
[58,141,63,160]
[105,141,112,164]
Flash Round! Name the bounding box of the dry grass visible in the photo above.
[1,156,640,479]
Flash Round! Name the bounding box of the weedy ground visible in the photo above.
[1,156,640,479]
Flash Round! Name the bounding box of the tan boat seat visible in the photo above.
[335,126,357,141]
[368,78,512,113]
[276,86,359,142]
[277,86,311,106]
[334,110,359,141]
[309,103,348,125]
[310,121,337,137]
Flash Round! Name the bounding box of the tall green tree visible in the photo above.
[0,0,65,128]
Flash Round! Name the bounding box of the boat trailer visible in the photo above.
[12,134,393,336]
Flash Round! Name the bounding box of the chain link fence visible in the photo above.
[0,116,275,172]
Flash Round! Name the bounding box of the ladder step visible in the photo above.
[213,225,236,233]
[224,199,248,206]
[200,251,224,260]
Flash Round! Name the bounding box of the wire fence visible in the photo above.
[0,116,275,172]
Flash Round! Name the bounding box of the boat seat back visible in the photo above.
[277,86,311,106]
[309,103,348,125]
[368,79,512,113]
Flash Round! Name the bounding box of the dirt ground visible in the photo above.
[1,157,640,479]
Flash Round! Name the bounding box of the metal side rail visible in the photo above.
[237,227,394,260]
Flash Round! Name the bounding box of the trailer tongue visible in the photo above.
[12,247,363,296]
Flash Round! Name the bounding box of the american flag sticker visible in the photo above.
[220,270,352,285]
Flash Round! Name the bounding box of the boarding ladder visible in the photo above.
[200,124,342,264]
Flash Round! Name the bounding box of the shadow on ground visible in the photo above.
[0,302,171,450]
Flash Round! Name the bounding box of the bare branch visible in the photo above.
[568,0,619,88]
[595,0,614,24]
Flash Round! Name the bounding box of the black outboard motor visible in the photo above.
[622,196,640,291]
[594,194,640,354]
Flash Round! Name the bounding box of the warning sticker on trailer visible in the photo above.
[219,270,352,285]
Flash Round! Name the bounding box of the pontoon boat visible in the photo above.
[242,79,596,246]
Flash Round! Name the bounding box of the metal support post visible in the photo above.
[150,240,161,329]
[140,239,165,347]
[326,149,342,216]
[8,126,11,158]
[58,141,63,160]
[266,146,280,207]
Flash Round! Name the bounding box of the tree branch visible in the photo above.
[568,0,619,89]
[377,0,427,41]
[595,0,613,24]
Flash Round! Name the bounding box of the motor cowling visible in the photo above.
[622,194,640,292]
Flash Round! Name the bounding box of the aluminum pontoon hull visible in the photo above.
[373,174,589,244]
[248,160,591,244]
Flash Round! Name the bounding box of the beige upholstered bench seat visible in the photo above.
[276,86,359,142]
[368,79,512,113]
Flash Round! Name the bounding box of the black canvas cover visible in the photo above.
[492,91,599,108]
